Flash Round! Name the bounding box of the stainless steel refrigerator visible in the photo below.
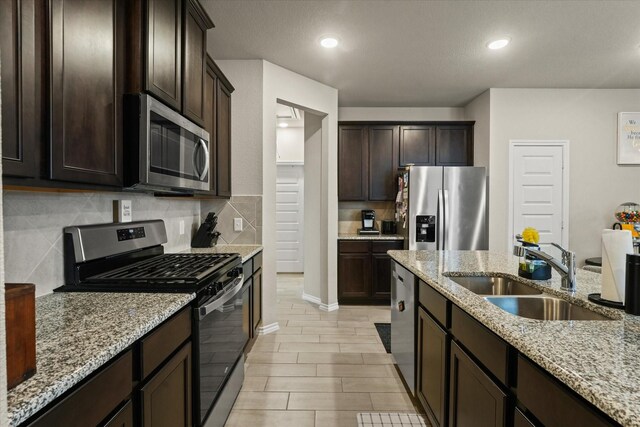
[396,166,488,250]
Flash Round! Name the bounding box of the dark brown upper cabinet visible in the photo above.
[200,57,233,198]
[436,125,473,166]
[338,125,368,201]
[49,0,125,186]
[182,0,214,126]
[145,0,183,110]
[368,125,399,201]
[1,0,43,179]
[399,125,436,166]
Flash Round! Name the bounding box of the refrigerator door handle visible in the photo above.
[443,189,449,250]
[438,189,445,250]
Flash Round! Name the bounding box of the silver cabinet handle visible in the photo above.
[438,189,444,250]
[198,274,244,319]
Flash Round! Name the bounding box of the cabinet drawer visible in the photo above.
[28,350,132,427]
[253,251,263,272]
[419,280,449,327]
[140,307,191,379]
[371,240,404,253]
[243,258,253,280]
[517,356,615,427]
[338,241,370,253]
[451,305,509,385]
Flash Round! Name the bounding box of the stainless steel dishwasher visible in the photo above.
[391,261,416,395]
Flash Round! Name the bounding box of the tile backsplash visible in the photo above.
[338,201,396,234]
[3,191,201,296]
[201,195,262,245]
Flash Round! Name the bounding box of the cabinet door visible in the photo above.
[338,125,368,201]
[417,307,448,427]
[203,57,217,195]
[399,125,435,166]
[252,269,262,334]
[141,342,192,427]
[436,125,472,166]
[49,0,124,186]
[338,249,372,302]
[1,0,42,178]
[216,79,232,197]
[182,0,208,126]
[371,253,393,300]
[146,0,182,110]
[103,400,134,427]
[368,125,399,201]
[449,341,506,427]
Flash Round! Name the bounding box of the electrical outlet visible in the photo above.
[179,220,185,235]
[234,218,243,232]
[113,200,132,223]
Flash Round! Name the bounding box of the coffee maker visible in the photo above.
[358,210,380,235]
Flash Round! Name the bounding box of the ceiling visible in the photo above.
[276,103,304,128]
[202,0,640,107]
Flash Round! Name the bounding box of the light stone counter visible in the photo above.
[186,244,263,263]
[339,233,404,241]
[7,292,194,426]
[388,250,640,427]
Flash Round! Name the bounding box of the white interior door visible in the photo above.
[511,142,568,251]
[276,164,304,272]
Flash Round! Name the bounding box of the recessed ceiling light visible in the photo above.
[486,38,511,50]
[320,36,339,49]
[278,122,289,128]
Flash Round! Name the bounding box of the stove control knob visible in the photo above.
[205,285,217,296]
[215,282,224,293]
[228,268,241,278]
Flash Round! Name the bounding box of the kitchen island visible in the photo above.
[389,250,640,427]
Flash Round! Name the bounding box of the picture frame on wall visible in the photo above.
[617,112,640,165]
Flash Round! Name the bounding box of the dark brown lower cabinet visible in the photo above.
[252,269,262,332]
[338,240,403,304]
[449,341,507,427]
[141,342,192,427]
[513,408,535,427]
[104,401,134,427]
[417,307,448,427]
[517,355,615,427]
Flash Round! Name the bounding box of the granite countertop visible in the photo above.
[7,292,194,427]
[186,244,263,262]
[339,233,405,241]
[388,250,640,427]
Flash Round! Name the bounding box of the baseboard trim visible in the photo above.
[319,302,339,312]
[302,292,322,305]
[257,322,280,335]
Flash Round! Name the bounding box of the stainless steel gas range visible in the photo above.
[57,219,247,427]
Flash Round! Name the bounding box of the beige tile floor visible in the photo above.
[225,274,424,427]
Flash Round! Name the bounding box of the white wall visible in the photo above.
[339,107,465,122]
[488,88,640,263]
[303,114,323,299]
[0,62,8,427]
[464,90,491,170]
[276,127,304,163]
[263,61,339,320]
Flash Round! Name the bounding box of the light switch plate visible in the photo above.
[179,220,185,235]
[113,200,132,223]
[234,218,243,232]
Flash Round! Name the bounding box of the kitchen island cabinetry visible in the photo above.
[389,253,623,427]
[338,240,403,304]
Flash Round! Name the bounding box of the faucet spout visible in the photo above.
[513,243,576,292]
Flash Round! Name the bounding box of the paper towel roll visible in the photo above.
[601,229,634,303]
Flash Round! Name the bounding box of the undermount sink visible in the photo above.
[484,296,614,321]
[447,275,543,296]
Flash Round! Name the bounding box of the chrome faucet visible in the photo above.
[513,242,577,292]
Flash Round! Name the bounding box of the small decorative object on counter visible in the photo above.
[614,202,640,238]
[515,228,552,280]
[6,283,36,389]
[625,254,640,315]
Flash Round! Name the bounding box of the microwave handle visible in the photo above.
[194,138,210,181]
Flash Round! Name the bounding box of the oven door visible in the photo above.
[140,94,210,192]
[195,275,249,425]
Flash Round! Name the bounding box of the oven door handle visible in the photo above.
[198,274,244,319]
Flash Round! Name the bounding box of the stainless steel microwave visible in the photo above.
[124,94,210,193]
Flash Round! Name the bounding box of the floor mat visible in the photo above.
[375,322,391,353]
[357,413,427,426]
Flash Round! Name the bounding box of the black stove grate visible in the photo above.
[86,253,236,284]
